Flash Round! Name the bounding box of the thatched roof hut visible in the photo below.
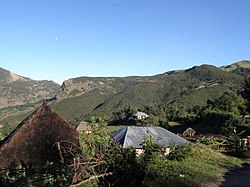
[183,127,196,137]
[76,121,92,134]
[0,105,80,170]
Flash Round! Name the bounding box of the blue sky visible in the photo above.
[0,0,249,84]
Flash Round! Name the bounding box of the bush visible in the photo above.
[196,136,228,150]
[141,143,242,187]
[0,132,5,141]
[167,144,192,161]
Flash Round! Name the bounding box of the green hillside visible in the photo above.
[87,65,244,116]
[52,89,113,122]
[1,61,250,135]
[50,63,248,123]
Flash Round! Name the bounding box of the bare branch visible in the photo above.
[70,172,113,187]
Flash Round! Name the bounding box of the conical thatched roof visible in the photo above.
[183,127,196,137]
[76,121,92,133]
[0,105,79,170]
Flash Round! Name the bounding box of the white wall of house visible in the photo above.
[135,147,171,157]
[135,149,144,156]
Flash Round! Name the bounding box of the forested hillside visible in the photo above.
[0,61,250,135]
[51,61,249,124]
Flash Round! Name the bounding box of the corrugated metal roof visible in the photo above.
[133,112,149,117]
[112,127,187,148]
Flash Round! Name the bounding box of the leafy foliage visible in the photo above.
[195,92,246,134]
[0,124,245,187]
[66,118,124,187]
[133,140,242,187]
[167,144,192,161]
[196,136,228,150]
[0,118,124,187]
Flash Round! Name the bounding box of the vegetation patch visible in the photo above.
[138,143,242,187]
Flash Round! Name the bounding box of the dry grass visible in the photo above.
[0,105,79,170]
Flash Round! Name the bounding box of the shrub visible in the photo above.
[196,136,228,150]
[167,144,192,161]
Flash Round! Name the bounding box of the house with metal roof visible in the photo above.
[133,112,149,120]
[111,126,187,155]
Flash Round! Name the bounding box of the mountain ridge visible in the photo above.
[49,60,250,123]
[0,60,250,131]
[57,61,249,101]
[0,68,30,83]
[0,67,60,108]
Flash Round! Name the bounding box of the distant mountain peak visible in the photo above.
[0,67,29,83]
[6,72,27,83]
[0,67,60,109]
[220,60,250,72]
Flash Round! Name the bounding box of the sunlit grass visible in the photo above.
[142,143,243,186]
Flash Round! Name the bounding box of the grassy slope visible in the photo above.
[91,65,245,118]
[142,144,245,187]
[91,80,163,116]
[51,89,113,122]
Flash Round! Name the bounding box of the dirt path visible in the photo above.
[200,163,250,187]
[220,163,250,187]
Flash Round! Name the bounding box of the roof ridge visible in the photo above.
[123,127,129,149]
[0,105,45,148]
[0,104,79,169]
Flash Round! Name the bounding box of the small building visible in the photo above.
[111,126,187,156]
[133,112,149,120]
[183,127,196,137]
[0,124,3,129]
[76,121,92,134]
[0,105,80,170]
